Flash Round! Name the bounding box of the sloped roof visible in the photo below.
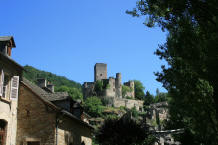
[0,52,23,71]
[42,92,70,101]
[22,78,70,101]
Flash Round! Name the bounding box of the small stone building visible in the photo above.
[0,36,23,145]
[17,78,93,145]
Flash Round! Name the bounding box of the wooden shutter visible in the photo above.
[10,76,19,100]
[0,70,4,97]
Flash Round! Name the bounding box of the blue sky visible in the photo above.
[0,0,167,95]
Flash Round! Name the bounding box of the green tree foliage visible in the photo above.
[94,80,110,96]
[130,106,139,118]
[144,91,154,106]
[83,96,104,117]
[122,85,132,98]
[95,80,104,94]
[128,0,218,143]
[154,89,168,103]
[23,65,81,89]
[23,65,83,101]
[55,86,83,100]
[134,80,145,100]
[96,117,155,145]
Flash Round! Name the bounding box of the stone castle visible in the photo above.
[83,63,143,111]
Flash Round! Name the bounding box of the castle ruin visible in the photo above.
[83,63,143,111]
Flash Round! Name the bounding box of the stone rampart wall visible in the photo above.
[113,98,143,111]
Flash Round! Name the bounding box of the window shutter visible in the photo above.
[10,76,19,100]
[0,70,4,97]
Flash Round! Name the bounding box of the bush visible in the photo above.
[122,85,132,97]
[83,96,104,117]
[130,107,139,118]
[101,97,114,106]
[96,116,154,145]
[55,85,83,101]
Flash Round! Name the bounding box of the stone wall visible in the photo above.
[18,83,93,145]
[57,116,92,145]
[105,77,116,98]
[17,83,56,145]
[94,63,107,82]
[149,102,168,121]
[113,98,144,111]
[123,81,135,99]
[82,82,95,99]
[83,63,140,110]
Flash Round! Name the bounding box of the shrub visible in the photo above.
[83,96,104,117]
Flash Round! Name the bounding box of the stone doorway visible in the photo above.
[0,120,7,145]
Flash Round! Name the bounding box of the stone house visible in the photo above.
[0,36,23,145]
[17,78,93,145]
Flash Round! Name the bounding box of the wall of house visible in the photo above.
[0,64,20,145]
[17,84,56,145]
[57,116,92,145]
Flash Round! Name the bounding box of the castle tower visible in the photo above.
[94,63,107,82]
[115,73,122,98]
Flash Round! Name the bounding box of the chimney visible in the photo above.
[37,78,47,88]
[0,36,16,57]
[47,84,54,93]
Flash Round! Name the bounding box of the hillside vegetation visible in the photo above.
[23,65,83,100]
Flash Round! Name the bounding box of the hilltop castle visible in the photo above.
[83,63,143,111]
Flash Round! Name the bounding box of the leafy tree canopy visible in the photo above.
[23,65,83,101]
[96,117,155,145]
[134,80,145,100]
[83,96,104,117]
[154,89,168,103]
[23,65,81,89]
[144,91,154,106]
[128,0,218,143]
[55,86,83,100]
[122,85,133,98]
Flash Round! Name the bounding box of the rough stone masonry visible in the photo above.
[83,63,143,111]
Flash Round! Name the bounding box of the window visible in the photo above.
[10,76,19,100]
[2,75,9,99]
[0,69,19,100]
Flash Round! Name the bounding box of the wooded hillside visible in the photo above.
[23,65,82,92]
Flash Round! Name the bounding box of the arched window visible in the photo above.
[0,120,7,145]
